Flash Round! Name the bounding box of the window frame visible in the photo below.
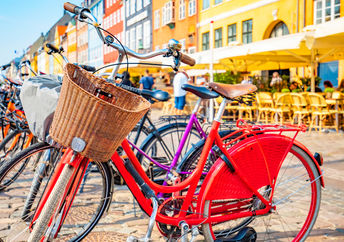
[227,23,236,43]
[202,32,210,51]
[214,27,223,48]
[314,0,341,24]
[179,0,186,20]
[242,19,253,44]
[154,9,160,29]
[188,0,196,16]
[203,0,210,10]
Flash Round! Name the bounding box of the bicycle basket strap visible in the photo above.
[49,63,151,161]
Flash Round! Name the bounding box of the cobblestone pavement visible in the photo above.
[0,129,343,241]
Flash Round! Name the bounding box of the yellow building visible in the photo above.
[198,0,344,87]
[53,25,68,74]
[66,19,77,63]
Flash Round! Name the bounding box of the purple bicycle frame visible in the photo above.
[127,112,207,177]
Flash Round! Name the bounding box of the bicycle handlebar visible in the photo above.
[63,2,196,69]
[179,53,195,66]
[1,64,11,71]
[46,43,61,54]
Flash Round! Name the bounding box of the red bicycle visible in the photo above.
[26,3,323,242]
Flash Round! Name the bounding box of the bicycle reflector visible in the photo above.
[71,137,87,153]
[314,152,323,166]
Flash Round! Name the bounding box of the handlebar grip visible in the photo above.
[46,43,60,53]
[79,65,96,72]
[1,64,11,71]
[179,53,196,66]
[64,2,78,13]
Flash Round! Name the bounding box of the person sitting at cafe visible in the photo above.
[324,80,334,93]
[290,81,302,93]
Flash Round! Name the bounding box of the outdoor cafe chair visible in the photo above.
[256,92,274,123]
[332,91,344,130]
[308,92,337,133]
[290,93,311,125]
[214,96,238,120]
[271,93,293,124]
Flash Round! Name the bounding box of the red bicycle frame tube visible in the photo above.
[30,149,85,230]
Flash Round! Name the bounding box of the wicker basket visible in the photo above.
[49,63,151,161]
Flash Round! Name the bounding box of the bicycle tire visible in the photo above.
[1,144,113,241]
[0,141,49,191]
[136,122,201,180]
[201,145,322,241]
[0,128,32,167]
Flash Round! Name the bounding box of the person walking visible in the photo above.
[139,69,154,90]
[173,70,190,115]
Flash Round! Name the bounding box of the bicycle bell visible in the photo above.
[168,39,182,52]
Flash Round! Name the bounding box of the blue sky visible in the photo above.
[0,0,81,66]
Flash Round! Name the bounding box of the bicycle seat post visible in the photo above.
[215,98,231,122]
[192,98,202,114]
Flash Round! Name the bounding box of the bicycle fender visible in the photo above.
[292,140,324,188]
[197,134,318,213]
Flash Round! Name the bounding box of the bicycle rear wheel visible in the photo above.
[201,145,322,241]
[0,144,113,241]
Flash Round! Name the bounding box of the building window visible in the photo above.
[215,0,223,5]
[143,0,150,7]
[214,28,222,48]
[202,32,210,51]
[242,19,252,44]
[126,0,130,17]
[130,0,135,15]
[203,0,210,10]
[179,0,186,20]
[126,30,130,45]
[162,1,174,25]
[227,24,236,43]
[136,24,143,50]
[117,9,121,23]
[180,39,186,52]
[109,14,113,27]
[188,0,196,16]
[143,20,151,49]
[113,12,117,25]
[137,0,142,11]
[154,10,160,29]
[130,28,136,50]
[269,22,289,38]
[314,0,340,24]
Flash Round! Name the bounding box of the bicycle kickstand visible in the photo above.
[127,197,159,242]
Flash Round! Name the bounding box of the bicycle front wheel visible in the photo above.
[0,145,113,241]
[201,145,322,241]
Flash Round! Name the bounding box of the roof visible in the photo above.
[28,34,45,56]
[46,12,72,42]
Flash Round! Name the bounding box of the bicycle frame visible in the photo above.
[29,96,325,240]
[129,98,206,178]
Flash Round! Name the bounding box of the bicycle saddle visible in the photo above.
[182,83,219,99]
[141,89,170,102]
[209,82,257,99]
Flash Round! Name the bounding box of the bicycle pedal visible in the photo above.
[215,227,257,242]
